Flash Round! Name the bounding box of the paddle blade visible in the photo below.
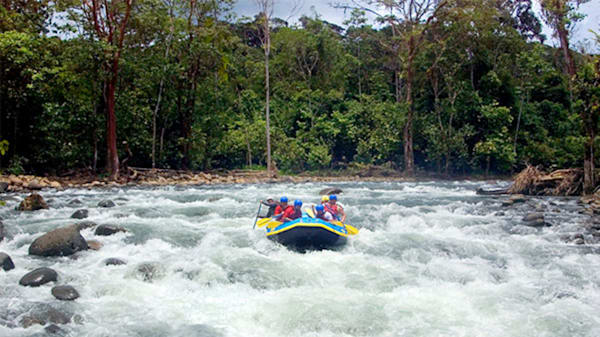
[256,218,272,228]
[304,207,315,218]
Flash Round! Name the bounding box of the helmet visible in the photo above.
[294,200,303,207]
[321,195,329,202]
[280,197,288,203]
[315,204,324,212]
[329,195,337,201]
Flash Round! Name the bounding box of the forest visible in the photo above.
[0,0,598,185]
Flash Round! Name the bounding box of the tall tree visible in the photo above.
[255,0,274,175]
[79,0,134,179]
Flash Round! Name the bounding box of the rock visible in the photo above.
[104,258,126,266]
[68,199,82,206]
[509,194,527,203]
[86,240,103,250]
[74,221,97,231]
[502,200,514,207]
[26,180,44,190]
[19,267,58,287]
[97,200,115,208]
[523,218,548,227]
[573,238,585,245]
[45,324,64,334]
[51,285,80,301]
[49,181,62,189]
[94,224,127,236]
[17,193,49,211]
[0,252,15,271]
[19,305,71,327]
[0,221,4,242]
[8,175,23,185]
[0,181,8,192]
[135,262,163,282]
[29,225,88,257]
[476,188,509,195]
[523,212,544,222]
[319,187,343,195]
[70,209,88,219]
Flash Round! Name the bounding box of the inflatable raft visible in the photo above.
[256,214,352,251]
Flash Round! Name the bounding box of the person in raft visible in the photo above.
[320,195,329,205]
[260,198,278,218]
[281,200,303,222]
[273,197,290,218]
[325,195,346,222]
[315,204,334,222]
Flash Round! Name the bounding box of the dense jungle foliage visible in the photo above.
[0,0,598,177]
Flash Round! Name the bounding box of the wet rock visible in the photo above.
[509,194,527,203]
[135,262,163,282]
[94,224,127,236]
[17,193,49,211]
[68,199,82,206]
[0,221,4,242]
[502,200,514,207]
[476,187,509,195]
[51,285,80,301]
[19,305,71,327]
[26,180,44,190]
[70,209,88,219]
[523,212,544,222]
[19,267,58,287]
[45,324,64,334]
[319,187,343,195]
[86,240,103,250]
[74,221,97,231]
[104,258,126,266]
[0,182,8,192]
[29,225,88,257]
[0,252,15,271]
[97,200,115,208]
[495,211,505,216]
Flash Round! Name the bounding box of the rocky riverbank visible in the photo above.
[0,168,412,193]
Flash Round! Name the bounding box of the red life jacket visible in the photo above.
[274,205,290,215]
[282,207,301,220]
[324,203,339,216]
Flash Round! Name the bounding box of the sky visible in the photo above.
[233,0,600,51]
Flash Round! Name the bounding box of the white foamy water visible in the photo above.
[1,181,600,337]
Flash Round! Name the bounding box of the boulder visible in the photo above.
[523,212,544,222]
[45,324,64,334]
[74,221,97,231]
[0,252,15,271]
[0,221,4,242]
[97,200,115,208]
[0,181,8,193]
[104,258,126,266]
[68,199,82,206]
[86,240,103,250]
[319,187,343,195]
[26,180,44,190]
[70,209,88,219]
[135,262,163,282]
[17,193,49,211]
[19,304,71,328]
[29,225,88,257]
[19,267,58,287]
[51,285,80,301]
[94,225,127,236]
[509,194,527,203]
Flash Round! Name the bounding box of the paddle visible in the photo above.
[252,203,262,229]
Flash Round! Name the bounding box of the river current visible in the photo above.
[1,181,599,337]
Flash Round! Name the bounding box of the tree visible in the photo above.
[79,0,134,179]
[255,0,275,175]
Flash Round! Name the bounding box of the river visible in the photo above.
[1,181,599,337]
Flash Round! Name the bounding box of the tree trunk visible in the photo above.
[403,52,415,176]
[583,128,595,194]
[264,23,272,175]
[557,24,575,78]
[105,76,119,179]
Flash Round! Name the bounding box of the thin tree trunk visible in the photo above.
[105,75,119,179]
[513,94,524,155]
[403,52,415,176]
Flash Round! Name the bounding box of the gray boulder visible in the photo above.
[17,193,49,211]
[68,199,82,206]
[19,267,58,287]
[19,304,72,328]
[0,221,4,242]
[104,258,126,266]
[70,209,88,219]
[319,187,343,195]
[74,220,97,231]
[95,225,127,236]
[51,285,80,301]
[45,324,64,334]
[97,200,115,208]
[0,182,8,193]
[0,252,15,271]
[523,212,544,222]
[29,225,88,257]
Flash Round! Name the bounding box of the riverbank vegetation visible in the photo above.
[0,1,598,187]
